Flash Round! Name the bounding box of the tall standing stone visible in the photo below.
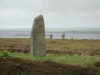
[62,33,65,39]
[31,15,46,56]
[50,34,53,39]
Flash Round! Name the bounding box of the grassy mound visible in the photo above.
[0,58,99,75]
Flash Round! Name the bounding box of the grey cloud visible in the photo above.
[1,0,100,12]
[36,0,100,12]
[0,0,100,29]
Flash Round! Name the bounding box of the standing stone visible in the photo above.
[62,33,65,39]
[50,34,53,39]
[31,15,46,56]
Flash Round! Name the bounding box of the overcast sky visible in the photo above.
[0,0,100,29]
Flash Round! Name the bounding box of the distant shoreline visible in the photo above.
[0,30,100,39]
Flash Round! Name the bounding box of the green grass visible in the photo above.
[0,52,100,75]
[0,52,100,68]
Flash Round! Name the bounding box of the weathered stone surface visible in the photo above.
[31,15,46,56]
[50,34,53,39]
[62,33,65,39]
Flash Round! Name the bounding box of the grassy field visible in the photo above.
[46,39,100,55]
[0,38,100,55]
[0,52,100,68]
[0,38,100,75]
[0,52,100,75]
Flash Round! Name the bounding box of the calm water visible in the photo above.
[0,31,100,39]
